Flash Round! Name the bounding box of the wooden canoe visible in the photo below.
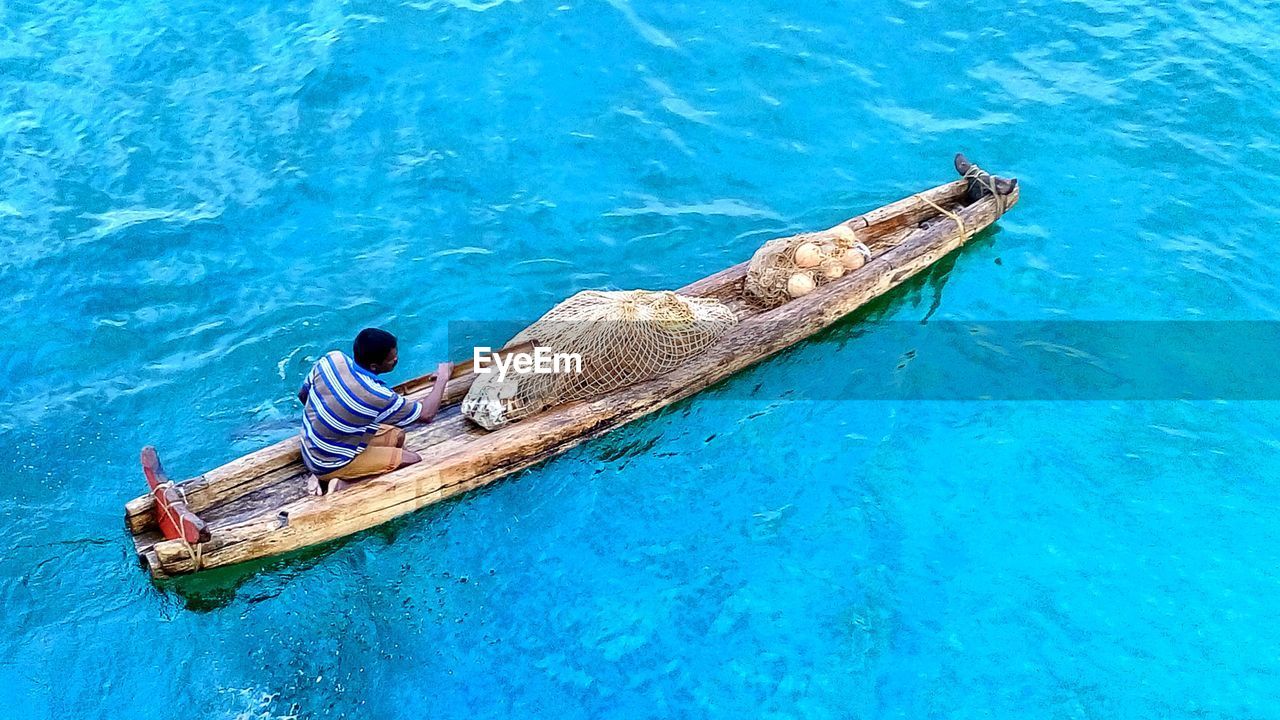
[125,156,1019,578]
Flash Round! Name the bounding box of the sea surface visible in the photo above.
[3,0,1280,717]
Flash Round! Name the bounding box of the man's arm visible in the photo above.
[298,367,316,405]
[377,362,454,427]
[415,362,454,423]
[298,363,318,404]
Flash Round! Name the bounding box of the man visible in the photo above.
[298,328,452,495]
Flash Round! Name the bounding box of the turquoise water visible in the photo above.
[4,0,1280,716]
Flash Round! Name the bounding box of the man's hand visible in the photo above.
[418,362,454,422]
[435,362,455,383]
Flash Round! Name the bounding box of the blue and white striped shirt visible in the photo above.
[298,351,422,473]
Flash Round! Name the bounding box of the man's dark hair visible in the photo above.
[353,328,397,368]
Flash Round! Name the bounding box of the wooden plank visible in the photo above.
[150,180,1017,574]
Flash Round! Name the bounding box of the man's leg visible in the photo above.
[313,432,421,494]
[367,424,406,449]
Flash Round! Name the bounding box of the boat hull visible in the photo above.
[125,164,1019,578]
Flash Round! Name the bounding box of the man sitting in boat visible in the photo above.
[298,328,451,495]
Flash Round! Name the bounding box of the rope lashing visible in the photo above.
[916,192,970,244]
[963,165,1008,216]
[157,480,204,571]
[914,163,1009,245]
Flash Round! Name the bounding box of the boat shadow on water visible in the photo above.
[148,472,531,612]
[148,507,433,612]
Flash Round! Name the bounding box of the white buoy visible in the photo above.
[793,242,822,268]
[840,247,868,271]
[830,224,860,244]
[787,272,816,298]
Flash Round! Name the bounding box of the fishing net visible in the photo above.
[743,223,872,307]
[461,290,739,430]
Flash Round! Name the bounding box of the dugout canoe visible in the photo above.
[125,154,1020,578]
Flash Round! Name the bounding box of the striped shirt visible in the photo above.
[298,351,422,474]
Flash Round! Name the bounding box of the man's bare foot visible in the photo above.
[308,474,352,495]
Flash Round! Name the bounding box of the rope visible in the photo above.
[963,165,1008,216]
[916,192,970,245]
[157,481,204,571]
[914,164,1009,246]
